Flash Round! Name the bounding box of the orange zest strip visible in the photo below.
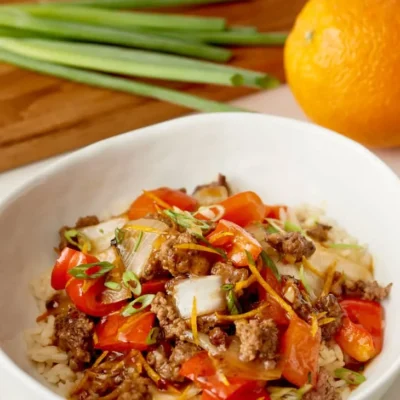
[319,317,337,326]
[210,356,230,387]
[174,243,223,256]
[235,275,257,292]
[247,252,295,318]
[208,231,234,244]
[191,296,199,346]
[124,224,166,235]
[310,314,318,337]
[136,351,163,385]
[316,311,327,319]
[215,303,268,321]
[321,261,337,297]
[93,351,109,367]
[302,256,324,278]
[143,190,172,210]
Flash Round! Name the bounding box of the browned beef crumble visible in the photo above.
[147,341,199,383]
[58,215,100,252]
[211,261,249,285]
[306,223,332,242]
[343,279,392,302]
[303,368,341,400]
[315,294,344,340]
[266,232,316,262]
[155,231,210,277]
[234,319,278,362]
[54,306,95,371]
[330,272,345,297]
[197,314,219,333]
[282,276,313,321]
[150,292,186,340]
[71,353,151,400]
[209,327,228,348]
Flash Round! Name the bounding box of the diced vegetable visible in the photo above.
[219,191,266,227]
[95,310,155,351]
[117,218,169,278]
[180,351,272,400]
[77,217,127,254]
[66,276,126,317]
[128,188,197,220]
[173,275,226,319]
[141,278,169,295]
[280,316,321,387]
[207,219,262,267]
[122,294,155,317]
[51,248,98,290]
[334,368,366,385]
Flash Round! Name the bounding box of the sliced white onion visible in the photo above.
[78,217,127,254]
[150,384,201,400]
[173,275,226,319]
[182,330,219,356]
[118,218,168,278]
[96,246,118,263]
[193,185,229,206]
[195,205,225,222]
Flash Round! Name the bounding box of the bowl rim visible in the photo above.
[1,112,399,400]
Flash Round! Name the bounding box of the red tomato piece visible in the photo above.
[207,219,262,267]
[181,352,269,400]
[219,191,266,227]
[128,188,197,220]
[66,277,126,317]
[281,316,321,387]
[51,248,98,290]
[95,311,155,352]
[265,205,287,220]
[141,279,169,295]
[340,299,384,353]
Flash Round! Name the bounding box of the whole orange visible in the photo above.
[284,0,400,147]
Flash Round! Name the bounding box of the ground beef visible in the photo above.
[156,231,210,276]
[282,276,313,321]
[303,368,341,400]
[197,314,219,333]
[209,327,228,348]
[71,353,151,400]
[58,215,99,251]
[147,341,199,383]
[306,223,331,242]
[234,319,278,362]
[315,294,344,340]
[266,232,316,262]
[150,292,186,340]
[54,306,95,371]
[211,261,249,284]
[343,279,392,301]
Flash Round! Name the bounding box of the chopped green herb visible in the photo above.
[328,243,364,250]
[164,209,210,235]
[69,261,114,279]
[99,228,105,234]
[260,250,281,282]
[64,229,92,252]
[145,327,160,345]
[334,368,366,385]
[265,218,285,233]
[104,281,122,291]
[122,294,155,317]
[122,271,142,296]
[284,221,302,233]
[133,230,144,252]
[265,224,279,234]
[299,265,312,296]
[226,289,242,315]
[114,227,125,244]
[221,284,234,291]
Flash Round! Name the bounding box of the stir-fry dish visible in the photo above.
[27,175,392,400]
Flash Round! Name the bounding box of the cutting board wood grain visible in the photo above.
[0,0,306,172]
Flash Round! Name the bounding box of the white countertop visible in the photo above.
[1,86,399,399]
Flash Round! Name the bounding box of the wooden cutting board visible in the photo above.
[0,0,306,172]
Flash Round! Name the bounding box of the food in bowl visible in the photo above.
[26,174,391,400]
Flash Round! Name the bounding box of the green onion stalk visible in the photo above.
[0,48,244,113]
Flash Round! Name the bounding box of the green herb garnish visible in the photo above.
[104,281,122,291]
[99,228,105,234]
[133,230,144,252]
[114,227,125,244]
[122,294,155,317]
[221,284,234,291]
[64,229,92,252]
[122,271,142,296]
[145,327,160,345]
[69,261,114,279]
[226,289,242,315]
[334,368,366,385]
[284,221,302,233]
[164,209,210,235]
[260,250,281,282]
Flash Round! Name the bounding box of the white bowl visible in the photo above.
[0,113,399,400]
